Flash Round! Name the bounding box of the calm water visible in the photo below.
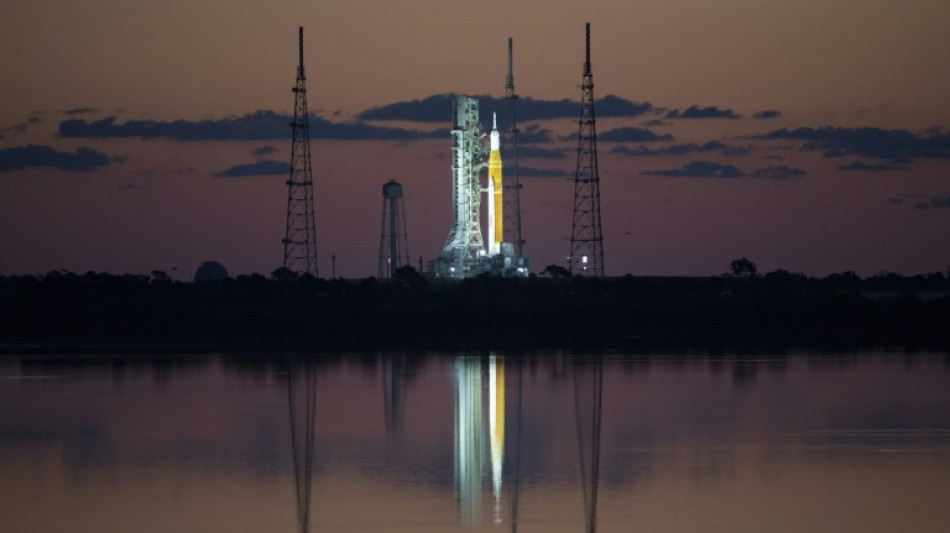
[2,351,950,533]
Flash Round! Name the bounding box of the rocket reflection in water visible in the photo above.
[489,355,505,523]
[453,354,507,526]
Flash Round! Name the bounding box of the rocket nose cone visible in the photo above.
[492,112,497,131]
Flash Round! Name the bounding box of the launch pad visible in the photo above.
[428,96,529,278]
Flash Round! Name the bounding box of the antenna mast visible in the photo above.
[568,23,605,277]
[282,27,318,276]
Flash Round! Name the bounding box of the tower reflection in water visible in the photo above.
[454,355,485,526]
[284,354,601,533]
[574,357,604,533]
[287,361,317,533]
[453,354,602,532]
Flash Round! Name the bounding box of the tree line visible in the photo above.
[2,264,950,351]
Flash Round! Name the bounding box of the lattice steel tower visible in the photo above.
[503,37,525,258]
[282,27,318,276]
[568,23,605,277]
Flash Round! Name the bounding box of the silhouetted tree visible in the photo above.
[729,258,758,278]
[270,266,299,282]
[541,264,571,278]
[393,265,426,287]
[150,270,172,283]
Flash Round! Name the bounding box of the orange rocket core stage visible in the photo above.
[488,113,503,255]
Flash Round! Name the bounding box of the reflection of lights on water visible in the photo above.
[454,355,506,526]
[489,355,505,524]
[454,357,483,526]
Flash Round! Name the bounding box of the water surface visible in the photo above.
[1,351,949,533]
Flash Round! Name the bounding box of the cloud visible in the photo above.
[0,145,112,172]
[64,107,97,115]
[514,124,554,144]
[755,126,950,161]
[752,165,805,179]
[518,166,570,178]
[643,119,666,126]
[58,111,447,141]
[0,122,30,139]
[252,145,278,157]
[595,95,655,119]
[913,196,950,210]
[837,160,907,172]
[357,93,653,122]
[508,146,568,160]
[665,105,741,120]
[130,167,196,176]
[752,110,782,119]
[598,127,674,143]
[117,183,141,192]
[213,159,291,177]
[641,160,743,178]
[610,140,749,157]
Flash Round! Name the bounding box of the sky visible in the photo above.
[2,0,950,278]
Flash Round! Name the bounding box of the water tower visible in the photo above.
[378,180,410,278]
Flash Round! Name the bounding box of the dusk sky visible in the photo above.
[3,0,950,278]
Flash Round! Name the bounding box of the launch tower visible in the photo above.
[441,96,486,264]
[282,27,318,276]
[568,23,605,277]
[429,95,529,278]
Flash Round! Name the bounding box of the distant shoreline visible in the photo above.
[3,271,950,354]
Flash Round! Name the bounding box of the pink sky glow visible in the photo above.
[2,0,950,278]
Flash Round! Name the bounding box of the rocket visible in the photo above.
[487,113,503,256]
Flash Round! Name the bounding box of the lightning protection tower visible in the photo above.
[568,23,605,277]
[378,180,410,278]
[503,37,525,259]
[282,27,318,276]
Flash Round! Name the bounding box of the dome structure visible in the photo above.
[193,261,230,282]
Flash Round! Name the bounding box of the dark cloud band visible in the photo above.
[358,94,654,122]
[642,161,743,178]
[665,105,741,120]
[610,140,747,156]
[756,126,950,162]
[214,160,291,177]
[598,127,674,143]
[0,145,112,172]
[59,111,447,142]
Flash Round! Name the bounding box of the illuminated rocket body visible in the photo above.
[487,114,504,256]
